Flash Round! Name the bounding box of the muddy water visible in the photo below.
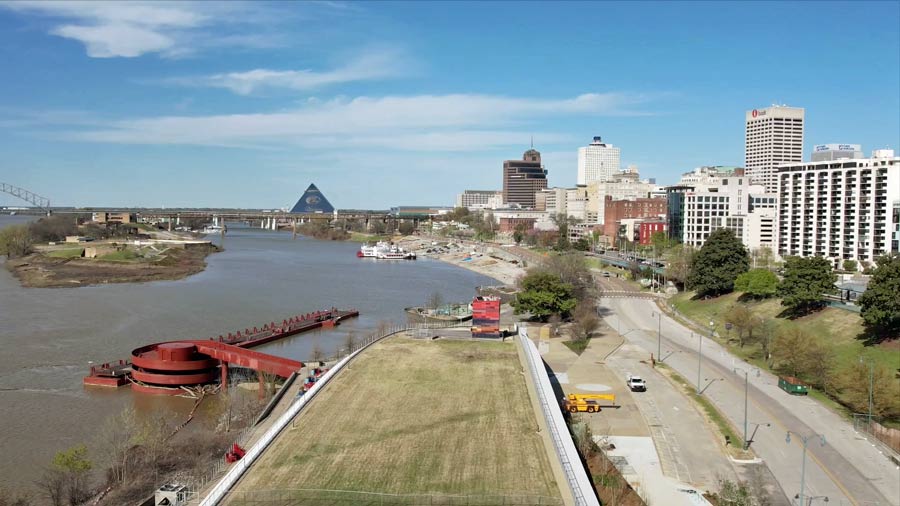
[0,217,494,491]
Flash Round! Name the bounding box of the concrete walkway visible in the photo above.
[535,321,740,500]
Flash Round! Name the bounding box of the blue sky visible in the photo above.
[0,1,897,209]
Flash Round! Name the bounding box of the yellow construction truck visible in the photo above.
[561,393,617,413]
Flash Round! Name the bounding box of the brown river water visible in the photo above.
[0,216,494,492]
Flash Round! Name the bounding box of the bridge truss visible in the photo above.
[0,182,50,211]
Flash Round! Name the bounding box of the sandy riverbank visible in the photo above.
[394,236,526,286]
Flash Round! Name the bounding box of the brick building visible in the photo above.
[602,196,667,238]
[638,221,667,245]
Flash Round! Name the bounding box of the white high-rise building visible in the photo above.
[682,174,775,251]
[745,106,805,193]
[456,190,503,210]
[577,136,620,186]
[777,150,900,269]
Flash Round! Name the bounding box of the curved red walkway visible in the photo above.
[86,309,358,394]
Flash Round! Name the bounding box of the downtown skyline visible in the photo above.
[0,1,898,209]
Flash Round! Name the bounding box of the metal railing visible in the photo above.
[517,328,599,506]
[853,413,900,462]
[227,489,562,505]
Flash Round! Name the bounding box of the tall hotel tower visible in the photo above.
[745,105,805,193]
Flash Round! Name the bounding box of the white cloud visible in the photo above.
[58,92,659,149]
[0,1,288,58]
[51,22,174,58]
[165,49,408,94]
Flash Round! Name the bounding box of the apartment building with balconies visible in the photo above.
[776,149,899,269]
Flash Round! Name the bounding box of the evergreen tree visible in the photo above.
[777,256,836,315]
[858,253,900,340]
[512,271,577,321]
[687,229,749,296]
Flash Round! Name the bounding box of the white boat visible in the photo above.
[358,243,379,258]
[357,241,416,260]
[200,225,225,235]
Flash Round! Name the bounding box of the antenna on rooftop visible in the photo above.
[530,135,534,149]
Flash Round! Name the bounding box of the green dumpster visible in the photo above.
[778,376,809,395]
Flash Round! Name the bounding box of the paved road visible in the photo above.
[599,291,900,506]
[538,319,741,495]
[606,343,738,491]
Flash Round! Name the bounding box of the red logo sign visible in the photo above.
[752,109,758,118]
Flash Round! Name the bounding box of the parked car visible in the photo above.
[627,374,647,392]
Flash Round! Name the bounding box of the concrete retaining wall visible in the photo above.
[518,327,600,506]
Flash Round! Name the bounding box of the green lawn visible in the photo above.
[349,232,387,243]
[670,292,894,371]
[224,337,560,504]
[98,249,140,262]
[46,248,84,259]
[670,291,899,422]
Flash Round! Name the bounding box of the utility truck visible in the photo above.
[561,393,616,413]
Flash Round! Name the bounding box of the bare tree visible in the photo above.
[344,331,357,355]
[0,225,34,258]
[96,408,138,484]
[426,291,444,311]
[310,341,324,363]
[35,469,66,506]
[571,302,600,341]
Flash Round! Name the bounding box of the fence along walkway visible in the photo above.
[517,327,600,506]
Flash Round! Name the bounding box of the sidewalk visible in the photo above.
[537,323,738,498]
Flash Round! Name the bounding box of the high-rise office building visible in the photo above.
[745,106,805,193]
[502,148,548,208]
[777,150,899,268]
[577,136,620,186]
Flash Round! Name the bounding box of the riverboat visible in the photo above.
[357,241,416,260]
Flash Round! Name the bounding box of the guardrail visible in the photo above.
[517,327,600,506]
[197,320,469,506]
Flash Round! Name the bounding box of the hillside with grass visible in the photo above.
[670,291,900,425]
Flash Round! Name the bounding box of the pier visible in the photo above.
[84,308,359,395]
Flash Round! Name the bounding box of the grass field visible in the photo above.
[46,248,84,258]
[97,249,140,262]
[670,291,900,426]
[670,291,896,372]
[225,337,561,504]
[349,232,387,243]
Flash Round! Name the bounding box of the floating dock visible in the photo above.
[84,308,359,395]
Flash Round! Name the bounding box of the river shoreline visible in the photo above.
[5,244,219,288]
[394,236,526,286]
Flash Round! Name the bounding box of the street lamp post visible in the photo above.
[734,366,757,449]
[697,321,713,394]
[746,422,770,450]
[651,311,662,363]
[785,431,827,506]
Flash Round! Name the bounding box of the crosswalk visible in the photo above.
[598,290,664,300]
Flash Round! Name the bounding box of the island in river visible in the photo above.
[6,241,220,288]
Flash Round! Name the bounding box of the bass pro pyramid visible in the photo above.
[290,184,335,214]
